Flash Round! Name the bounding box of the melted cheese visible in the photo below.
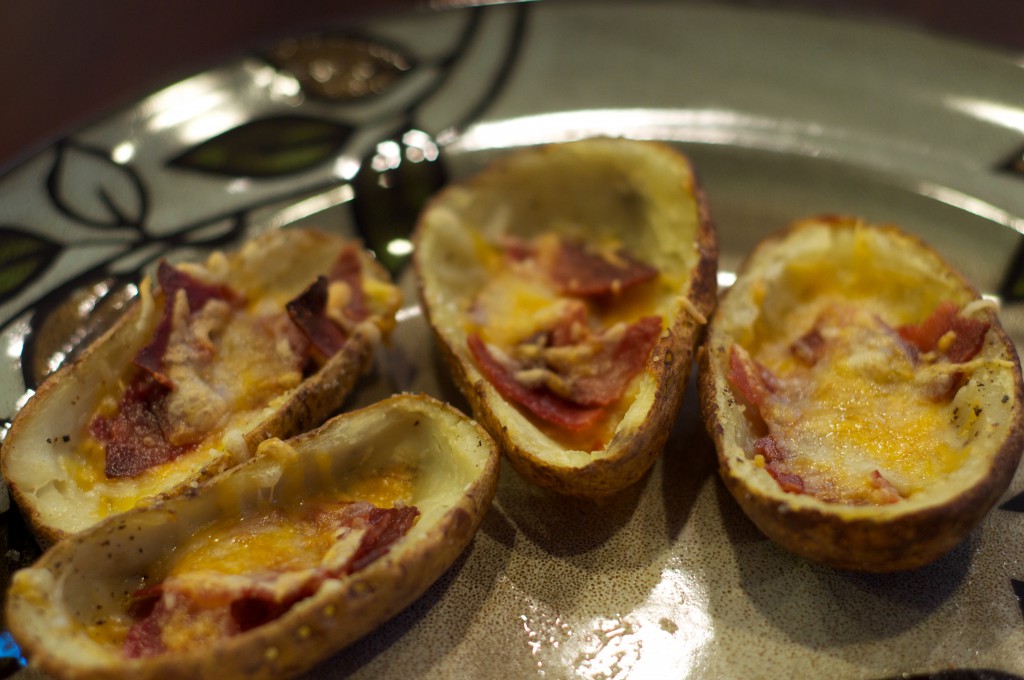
[81,466,416,650]
[753,302,971,503]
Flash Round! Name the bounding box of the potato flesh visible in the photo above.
[7,395,500,679]
[5,229,402,538]
[719,220,1017,512]
[739,298,991,503]
[466,233,666,447]
[88,468,416,654]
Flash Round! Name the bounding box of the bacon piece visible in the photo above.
[285,246,370,362]
[134,261,240,384]
[566,316,662,407]
[337,502,421,574]
[790,327,826,366]
[754,435,784,463]
[123,595,169,658]
[286,276,349,362]
[753,434,806,495]
[547,300,588,348]
[727,344,776,409]
[898,300,989,362]
[468,334,605,431]
[329,245,369,323]
[96,262,238,478]
[548,240,658,297]
[869,470,901,504]
[92,374,194,478]
[766,467,806,495]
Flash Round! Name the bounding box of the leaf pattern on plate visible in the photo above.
[0,228,61,305]
[48,141,148,229]
[168,115,353,178]
[265,34,414,102]
[350,131,448,276]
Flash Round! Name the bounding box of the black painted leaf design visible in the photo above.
[350,131,448,275]
[169,116,352,178]
[0,228,61,304]
[48,141,147,229]
[265,34,414,102]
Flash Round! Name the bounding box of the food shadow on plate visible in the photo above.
[491,369,713,560]
[696,475,974,653]
[659,370,720,541]
[302,514,513,679]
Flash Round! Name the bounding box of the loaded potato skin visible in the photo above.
[413,138,718,497]
[2,228,402,546]
[6,394,500,680]
[699,216,1024,572]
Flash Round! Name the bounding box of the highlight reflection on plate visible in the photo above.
[2,2,1024,678]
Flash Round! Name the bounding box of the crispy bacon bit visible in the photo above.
[329,245,369,323]
[336,502,420,574]
[548,240,658,297]
[135,261,240,385]
[94,261,240,478]
[727,344,776,409]
[286,246,370,362]
[898,300,989,362]
[469,334,604,431]
[754,435,806,494]
[123,596,170,658]
[754,435,784,463]
[790,327,826,365]
[286,276,349,362]
[92,374,194,478]
[869,470,901,504]
[468,312,660,430]
[566,316,662,407]
[766,467,806,495]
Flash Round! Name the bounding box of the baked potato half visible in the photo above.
[2,228,402,545]
[699,216,1024,571]
[7,393,500,680]
[414,138,717,496]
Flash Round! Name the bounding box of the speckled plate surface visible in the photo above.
[3,2,1024,678]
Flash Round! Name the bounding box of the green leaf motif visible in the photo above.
[0,228,60,304]
[169,116,353,178]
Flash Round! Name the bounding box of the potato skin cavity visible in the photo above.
[414,138,718,497]
[2,228,402,546]
[7,394,500,680]
[699,216,1024,572]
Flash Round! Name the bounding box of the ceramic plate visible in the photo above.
[3,2,1024,678]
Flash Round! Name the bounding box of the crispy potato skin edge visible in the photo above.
[9,396,501,680]
[415,140,718,498]
[1,229,395,547]
[697,217,1024,572]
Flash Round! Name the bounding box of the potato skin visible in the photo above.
[699,216,1024,572]
[414,138,718,497]
[7,394,500,680]
[2,228,400,546]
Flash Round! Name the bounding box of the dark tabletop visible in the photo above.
[2,0,1023,174]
